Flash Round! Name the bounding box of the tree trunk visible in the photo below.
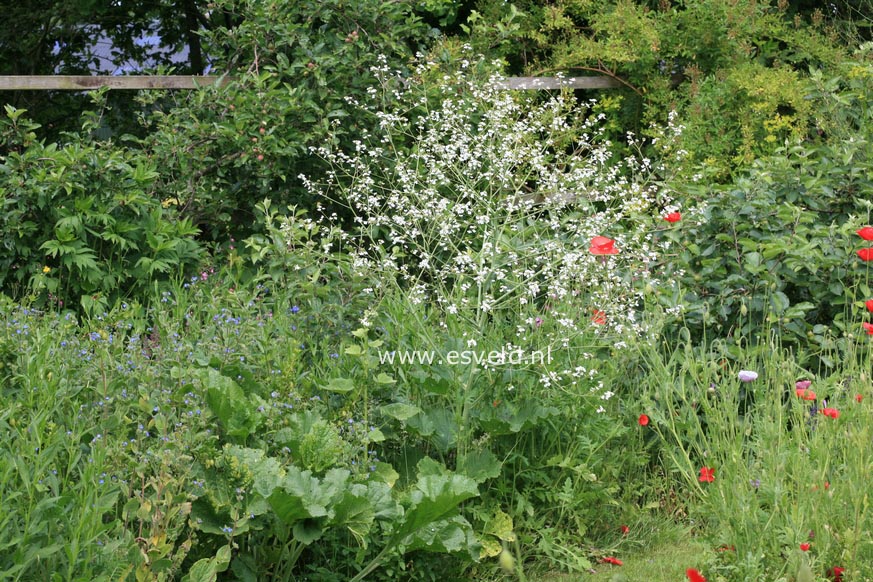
[181,0,204,74]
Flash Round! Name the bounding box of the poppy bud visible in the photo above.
[740,303,748,316]
[498,549,515,572]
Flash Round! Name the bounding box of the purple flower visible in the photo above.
[795,379,812,390]
[738,370,758,382]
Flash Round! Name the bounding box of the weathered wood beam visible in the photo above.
[494,76,621,90]
[0,76,228,90]
[0,75,621,91]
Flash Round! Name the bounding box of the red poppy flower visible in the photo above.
[821,407,840,419]
[856,394,863,403]
[698,467,715,483]
[866,299,873,313]
[858,248,873,261]
[686,568,707,582]
[589,236,619,255]
[664,212,682,223]
[620,524,630,535]
[638,414,649,426]
[592,310,607,325]
[601,556,623,566]
[864,322,873,335]
[858,226,873,240]
[795,388,817,401]
[830,566,845,581]
[800,542,811,551]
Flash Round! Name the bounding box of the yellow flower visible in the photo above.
[42,266,51,274]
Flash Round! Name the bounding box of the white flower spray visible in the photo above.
[299,52,685,401]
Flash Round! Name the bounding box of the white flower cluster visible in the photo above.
[303,55,681,351]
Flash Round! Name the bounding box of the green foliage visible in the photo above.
[4,3,873,579]
[637,334,873,579]
[684,62,813,173]
[277,411,348,473]
[656,60,873,359]
[0,102,202,309]
[0,263,492,580]
[459,0,849,178]
[129,0,430,240]
[0,0,213,138]
[202,368,262,442]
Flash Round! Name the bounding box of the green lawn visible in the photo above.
[529,521,711,582]
[534,540,710,582]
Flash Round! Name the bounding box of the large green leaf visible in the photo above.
[330,486,376,547]
[202,369,259,440]
[225,446,285,500]
[380,402,421,422]
[405,515,480,560]
[268,467,349,527]
[181,545,231,582]
[404,408,458,452]
[208,357,262,395]
[475,400,559,434]
[457,449,502,483]
[365,480,402,521]
[394,460,479,543]
[323,377,355,392]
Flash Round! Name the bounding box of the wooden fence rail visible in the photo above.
[0,75,227,90]
[0,75,619,91]
[495,76,620,90]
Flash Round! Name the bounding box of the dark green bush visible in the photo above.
[133,0,431,240]
[656,58,873,361]
[0,103,202,312]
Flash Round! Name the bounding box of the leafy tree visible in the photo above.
[459,0,852,178]
[132,0,432,239]
[0,0,434,306]
[0,0,218,136]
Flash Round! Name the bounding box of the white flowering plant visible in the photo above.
[287,54,691,566]
[304,54,684,346]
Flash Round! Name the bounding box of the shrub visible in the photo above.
[656,58,873,361]
[307,55,682,335]
[0,103,202,311]
[131,0,431,240]
[291,54,686,571]
[459,0,848,179]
